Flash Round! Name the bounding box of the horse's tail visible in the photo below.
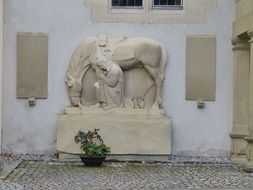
[154,44,168,108]
[159,45,168,82]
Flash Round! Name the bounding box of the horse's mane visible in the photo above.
[65,37,97,90]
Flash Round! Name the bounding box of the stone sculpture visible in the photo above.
[58,36,171,156]
[65,35,167,109]
[93,54,124,110]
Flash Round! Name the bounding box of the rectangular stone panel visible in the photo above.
[186,36,216,101]
[17,32,48,99]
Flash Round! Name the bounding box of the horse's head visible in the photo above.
[65,74,82,106]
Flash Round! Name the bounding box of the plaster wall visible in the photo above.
[0,0,3,153]
[3,0,234,156]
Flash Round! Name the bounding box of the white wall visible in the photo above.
[3,0,234,156]
[0,0,3,153]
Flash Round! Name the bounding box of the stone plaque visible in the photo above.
[17,32,48,99]
[186,36,216,101]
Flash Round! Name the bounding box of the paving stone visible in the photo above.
[0,161,251,190]
[0,154,251,189]
[0,182,24,190]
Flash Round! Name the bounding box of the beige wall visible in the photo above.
[232,0,253,167]
[235,0,253,20]
[85,0,217,24]
[233,0,253,37]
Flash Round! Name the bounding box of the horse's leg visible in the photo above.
[156,80,163,109]
[144,66,162,108]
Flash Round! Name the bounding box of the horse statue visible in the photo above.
[65,35,168,109]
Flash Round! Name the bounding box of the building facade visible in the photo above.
[0,0,241,160]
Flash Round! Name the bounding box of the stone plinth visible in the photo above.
[57,107,171,155]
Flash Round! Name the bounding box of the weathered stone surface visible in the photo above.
[57,107,171,155]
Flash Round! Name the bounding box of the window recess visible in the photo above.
[112,0,143,9]
[152,0,183,10]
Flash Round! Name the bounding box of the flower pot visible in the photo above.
[80,155,106,167]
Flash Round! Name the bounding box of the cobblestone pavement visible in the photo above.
[0,160,253,190]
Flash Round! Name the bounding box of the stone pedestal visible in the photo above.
[244,30,253,172]
[230,37,250,162]
[230,135,248,163]
[244,137,253,172]
[57,107,171,156]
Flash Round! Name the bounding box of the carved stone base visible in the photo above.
[243,136,253,173]
[243,164,253,173]
[230,134,248,163]
[57,107,171,155]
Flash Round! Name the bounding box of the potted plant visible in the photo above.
[74,128,111,166]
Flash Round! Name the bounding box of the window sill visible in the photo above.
[151,5,183,10]
[111,6,145,14]
[111,6,144,10]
